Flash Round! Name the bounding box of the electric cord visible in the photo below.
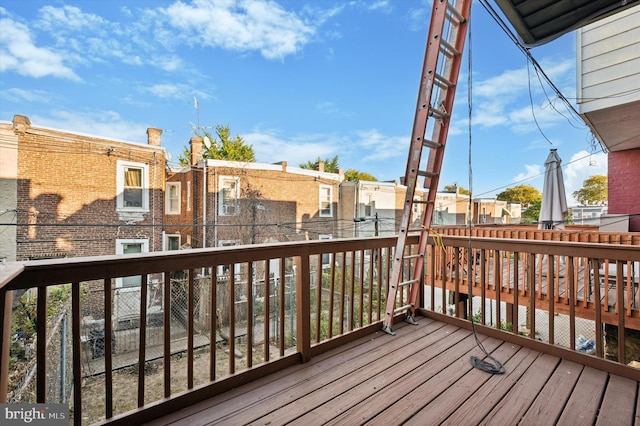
[465,10,505,375]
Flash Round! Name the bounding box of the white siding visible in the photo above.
[577,4,640,113]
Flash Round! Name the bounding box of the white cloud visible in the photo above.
[0,14,80,80]
[513,164,542,183]
[162,0,315,60]
[31,110,148,144]
[244,129,338,165]
[563,150,607,205]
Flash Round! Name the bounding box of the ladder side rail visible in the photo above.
[406,0,472,315]
[382,0,451,334]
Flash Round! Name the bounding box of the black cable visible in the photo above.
[466,7,505,375]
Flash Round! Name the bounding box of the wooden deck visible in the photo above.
[143,316,640,426]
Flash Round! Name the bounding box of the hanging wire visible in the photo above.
[465,5,505,375]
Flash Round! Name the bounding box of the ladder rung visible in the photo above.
[428,107,449,120]
[399,279,420,287]
[403,254,423,260]
[422,138,443,149]
[394,304,413,314]
[412,199,434,205]
[417,170,439,178]
[446,2,466,24]
[439,39,461,57]
[434,73,454,89]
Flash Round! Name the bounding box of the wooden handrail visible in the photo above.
[1,233,639,423]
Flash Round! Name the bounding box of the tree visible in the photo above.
[179,124,255,166]
[344,169,377,182]
[521,200,541,224]
[443,183,470,195]
[572,175,607,205]
[496,185,542,208]
[299,155,340,173]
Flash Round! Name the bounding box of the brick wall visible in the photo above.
[14,116,166,260]
[608,148,640,231]
[171,161,342,247]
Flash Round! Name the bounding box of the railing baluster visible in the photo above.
[548,256,555,345]
[263,261,270,362]
[37,286,46,403]
[72,283,81,426]
[568,257,576,351]
[349,251,356,331]
[328,252,335,338]
[104,278,113,418]
[164,270,171,396]
[617,262,626,363]
[314,255,321,342]
[278,258,285,357]
[593,259,603,357]
[0,288,12,403]
[297,254,311,362]
[137,274,148,407]
[210,265,218,378]
[495,250,501,329]
[229,267,236,374]
[187,269,194,388]
[340,252,347,334]
[528,253,536,339]
[247,262,253,368]
[359,250,365,326]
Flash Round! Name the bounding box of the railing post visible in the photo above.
[296,251,311,362]
[0,289,12,402]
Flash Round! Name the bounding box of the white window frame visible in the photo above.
[218,240,242,275]
[116,161,149,211]
[164,234,181,251]
[319,234,333,268]
[219,176,240,216]
[165,182,181,214]
[115,238,149,289]
[186,181,192,212]
[319,185,333,217]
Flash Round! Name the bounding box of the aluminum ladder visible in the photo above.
[382,0,472,335]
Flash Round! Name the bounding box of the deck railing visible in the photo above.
[1,232,639,425]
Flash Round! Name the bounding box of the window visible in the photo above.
[166,182,181,214]
[117,161,149,211]
[219,177,240,216]
[116,239,149,288]
[362,193,374,217]
[319,185,333,217]
[186,181,192,212]
[164,234,180,251]
[319,234,332,268]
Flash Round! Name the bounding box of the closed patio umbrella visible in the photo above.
[538,148,568,230]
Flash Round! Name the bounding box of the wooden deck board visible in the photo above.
[519,359,584,424]
[556,366,608,425]
[404,341,523,425]
[596,374,638,425]
[140,319,639,426]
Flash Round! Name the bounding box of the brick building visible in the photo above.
[165,137,343,250]
[0,114,166,262]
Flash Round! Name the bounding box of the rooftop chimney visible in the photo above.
[12,115,31,134]
[147,128,162,146]
[317,161,325,173]
[190,136,203,166]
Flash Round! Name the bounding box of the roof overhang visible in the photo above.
[493,0,640,46]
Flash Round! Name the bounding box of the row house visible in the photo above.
[339,180,426,238]
[164,137,343,251]
[0,115,166,263]
[0,114,167,328]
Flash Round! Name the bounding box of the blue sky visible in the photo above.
[0,0,607,205]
